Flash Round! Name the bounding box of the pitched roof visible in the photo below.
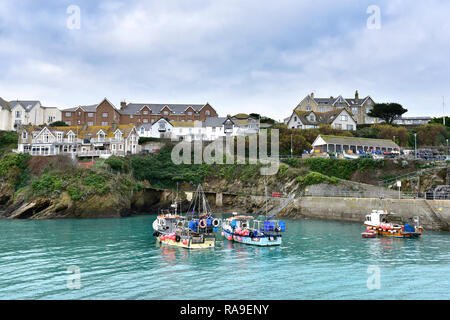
[298,95,372,107]
[0,97,10,110]
[25,124,136,139]
[293,108,355,126]
[313,135,399,149]
[120,103,207,115]
[9,100,40,111]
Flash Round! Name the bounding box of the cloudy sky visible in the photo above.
[0,0,449,120]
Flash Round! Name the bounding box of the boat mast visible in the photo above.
[264,176,268,218]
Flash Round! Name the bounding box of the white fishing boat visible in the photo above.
[152,184,219,249]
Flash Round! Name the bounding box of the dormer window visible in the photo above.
[115,131,122,140]
[309,115,315,122]
[205,110,210,116]
[163,110,169,115]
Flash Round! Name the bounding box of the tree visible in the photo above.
[49,121,69,127]
[416,124,447,147]
[367,103,407,124]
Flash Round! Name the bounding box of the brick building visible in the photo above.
[61,98,218,127]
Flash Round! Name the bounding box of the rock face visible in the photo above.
[1,190,136,219]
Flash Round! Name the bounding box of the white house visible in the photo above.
[137,118,174,138]
[16,124,139,157]
[287,108,357,131]
[0,98,62,131]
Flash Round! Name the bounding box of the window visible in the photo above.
[16,111,22,118]
[88,122,93,126]
[102,113,108,118]
[77,120,81,125]
[351,107,358,115]
[130,114,134,119]
[340,115,348,121]
[115,131,122,140]
[68,133,74,142]
[307,98,310,104]
[319,107,324,112]
[78,112,81,116]
[143,111,148,115]
[48,116,54,123]
[309,115,315,122]
[66,121,71,126]
[119,144,123,150]
[151,119,155,123]
[366,107,372,114]
[88,113,94,117]
[306,106,312,111]
[335,123,342,129]
[294,116,297,122]
[347,125,354,130]
[112,144,116,150]
[22,131,27,139]
[212,127,216,132]
[188,111,192,115]
[205,110,211,116]
[143,119,148,123]
[65,112,71,117]
[163,111,169,115]
[297,125,302,129]
[101,122,108,126]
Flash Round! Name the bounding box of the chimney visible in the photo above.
[311,92,314,99]
[120,101,126,110]
[355,90,359,100]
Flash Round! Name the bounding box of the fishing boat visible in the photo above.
[152,184,220,249]
[222,178,287,246]
[343,151,359,159]
[362,209,423,238]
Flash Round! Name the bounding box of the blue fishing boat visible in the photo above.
[221,178,287,246]
[222,214,286,246]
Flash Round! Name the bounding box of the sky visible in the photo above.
[0,0,449,121]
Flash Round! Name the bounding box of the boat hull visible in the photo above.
[364,224,423,238]
[157,234,215,249]
[223,229,282,246]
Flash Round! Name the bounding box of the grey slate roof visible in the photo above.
[315,135,400,149]
[120,103,206,115]
[9,100,40,111]
[0,97,10,110]
[202,117,228,127]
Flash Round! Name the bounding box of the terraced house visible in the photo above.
[294,91,378,124]
[119,102,218,125]
[61,98,218,127]
[61,98,121,127]
[16,124,139,157]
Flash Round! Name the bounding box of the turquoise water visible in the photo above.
[1,215,450,299]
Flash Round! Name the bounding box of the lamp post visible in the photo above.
[397,180,401,199]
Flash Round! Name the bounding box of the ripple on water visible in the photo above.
[1,216,450,299]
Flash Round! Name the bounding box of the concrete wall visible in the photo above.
[284,197,450,231]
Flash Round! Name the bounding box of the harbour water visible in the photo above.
[1,215,450,299]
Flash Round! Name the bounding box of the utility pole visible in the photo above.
[443,97,446,126]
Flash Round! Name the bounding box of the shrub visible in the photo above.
[297,172,339,186]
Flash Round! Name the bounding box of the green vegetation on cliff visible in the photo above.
[0,131,18,155]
